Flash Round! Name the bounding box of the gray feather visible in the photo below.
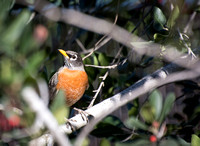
[48,72,59,105]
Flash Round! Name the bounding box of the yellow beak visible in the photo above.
[58,49,69,59]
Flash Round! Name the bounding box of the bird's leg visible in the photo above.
[65,118,76,132]
[73,107,90,123]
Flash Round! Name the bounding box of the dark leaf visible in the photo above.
[125,117,148,130]
[158,93,175,123]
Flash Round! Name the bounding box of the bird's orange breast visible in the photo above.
[56,68,88,106]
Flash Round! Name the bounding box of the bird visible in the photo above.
[48,49,89,107]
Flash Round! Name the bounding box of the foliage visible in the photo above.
[0,0,200,145]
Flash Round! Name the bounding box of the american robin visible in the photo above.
[49,49,89,106]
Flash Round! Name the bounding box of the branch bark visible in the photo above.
[16,0,200,73]
[22,87,72,146]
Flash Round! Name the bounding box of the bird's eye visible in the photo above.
[70,54,77,60]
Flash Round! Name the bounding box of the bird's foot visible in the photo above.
[65,118,76,132]
[73,107,90,123]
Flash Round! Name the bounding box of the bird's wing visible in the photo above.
[48,72,59,105]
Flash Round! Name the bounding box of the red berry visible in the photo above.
[34,24,48,43]
[8,115,20,127]
[149,135,157,143]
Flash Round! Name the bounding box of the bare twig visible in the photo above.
[183,11,197,34]
[178,29,196,59]
[82,14,118,60]
[82,36,112,60]
[82,4,119,60]
[183,0,200,34]
[87,47,123,108]
[156,122,166,139]
[87,72,108,109]
[22,87,72,146]
[85,63,118,69]
[75,39,87,52]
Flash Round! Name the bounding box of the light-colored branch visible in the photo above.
[75,39,87,52]
[82,36,112,60]
[156,122,166,139]
[183,0,200,34]
[29,134,54,146]
[183,11,197,34]
[87,71,108,109]
[82,14,119,60]
[85,63,118,69]
[22,87,72,146]
[178,29,196,59]
[74,61,200,146]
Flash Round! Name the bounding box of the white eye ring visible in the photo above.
[70,54,77,61]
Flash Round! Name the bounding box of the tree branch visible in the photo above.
[87,47,123,108]
[74,61,200,146]
[22,87,72,146]
[16,0,200,73]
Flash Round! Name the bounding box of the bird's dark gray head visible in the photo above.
[58,49,84,71]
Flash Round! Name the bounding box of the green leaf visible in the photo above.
[98,53,109,66]
[98,53,109,74]
[81,138,90,146]
[93,54,99,66]
[50,90,69,124]
[140,103,155,123]
[100,138,111,146]
[153,33,169,42]
[177,137,190,146]
[160,138,179,146]
[19,26,36,54]
[167,5,180,28]
[149,90,163,120]
[0,58,12,84]
[153,7,169,33]
[0,0,15,13]
[26,51,45,77]
[153,7,166,25]
[158,93,175,123]
[128,105,139,117]
[191,134,200,146]
[125,117,148,130]
[126,21,136,33]
[102,116,123,127]
[2,10,31,52]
